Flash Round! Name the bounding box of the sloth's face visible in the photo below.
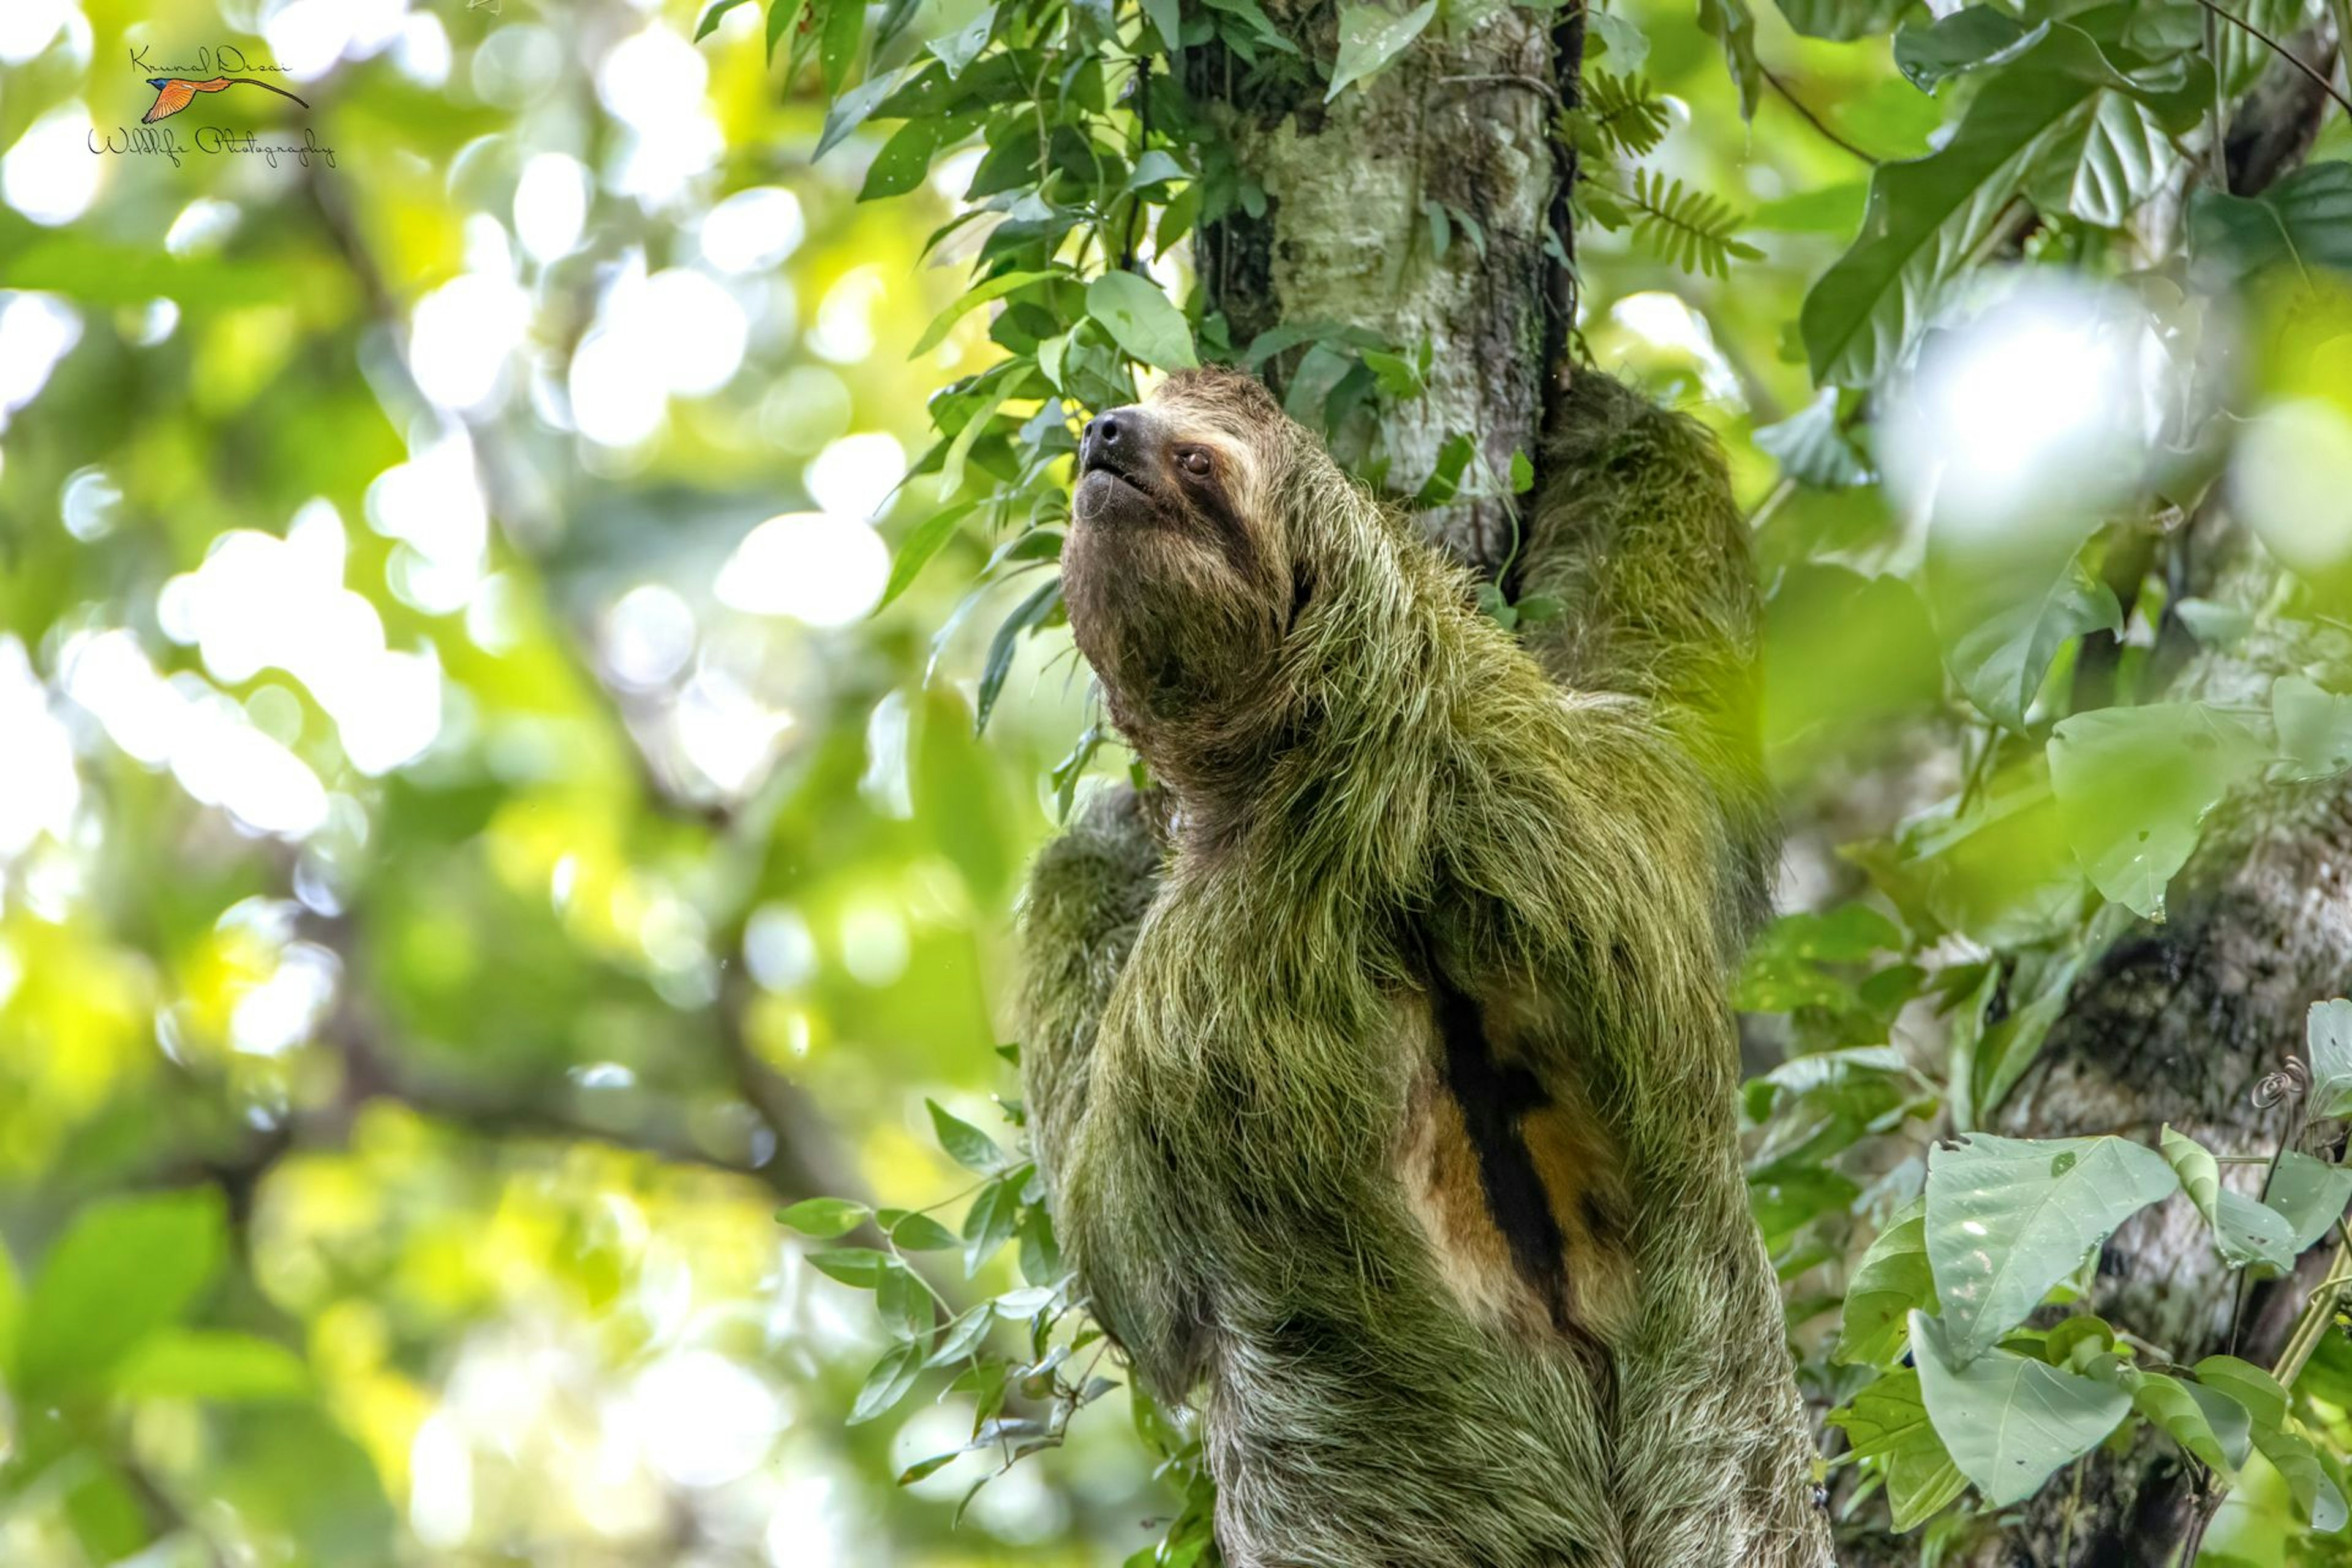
[1063,371,1295,729]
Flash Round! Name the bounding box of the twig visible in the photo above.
[2187,0,2352,123]
[1757,62,1880,166]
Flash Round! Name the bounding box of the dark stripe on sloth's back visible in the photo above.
[1428,968,1572,1329]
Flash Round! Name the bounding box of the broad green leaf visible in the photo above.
[1085,271,1199,369]
[1585,9,1649,67]
[1825,1368,1971,1529]
[1891,7,2041,91]
[1837,1197,1931,1366]
[937,378,1009,502]
[2189,162,2352,287]
[927,4,997,75]
[910,269,1063,358]
[928,1099,1010,1172]
[1773,0,1918,44]
[1910,1311,2130,1506]
[19,1189,227,1395]
[849,1340,924,1423]
[2256,1425,2349,1532]
[2027,91,2174,229]
[769,0,807,60]
[1140,0,1182,50]
[2047,703,2267,921]
[2272,676,2352,783]
[2160,1125,2297,1270]
[890,1212,963,1251]
[2310,1000,2352,1119]
[1924,1133,2178,1364]
[1324,0,1437,103]
[778,1197,871,1238]
[2265,1150,2352,1251]
[1800,26,2201,385]
[110,1330,310,1401]
[1754,390,1873,488]
[2108,1363,2251,1477]
[1936,552,2119,731]
[807,1248,892,1287]
[2195,1354,2290,1428]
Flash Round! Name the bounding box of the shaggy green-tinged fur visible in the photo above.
[1020,369,1830,1567]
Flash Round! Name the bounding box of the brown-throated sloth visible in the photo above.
[1017,366,1830,1568]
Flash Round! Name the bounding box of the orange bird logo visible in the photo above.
[141,76,309,124]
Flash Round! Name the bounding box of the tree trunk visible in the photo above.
[1188,0,1578,569]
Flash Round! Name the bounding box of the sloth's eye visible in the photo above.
[1177,447,1213,479]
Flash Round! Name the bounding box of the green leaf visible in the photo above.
[927,4,996,74]
[695,0,756,40]
[1085,271,1199,370]
[2264,1150,2352,1252]
[1140,0,1182,51]
[2309,1000,2352,1119]
[1826,1368,1971,1529]
[2255,1424,2349,1532]
[937,377,1009,502]
[910,270,1063,358]
[1754,390,1873,488]
[769,0,807,60]
[1800,26,2200,385]
[2160,1125,2298,1270]
[1509,449,1535,494]
[860,118,948,202]
[849,1340,924,1424]
[1936,550,2120,732]
[1360,348,1425,399]
[2272,676,2352,783]
[815,72,903,160]
[1910,1311,2130,1506]
[1838,1198,1932,1366]
[925,1303,995,1368]
[2188,161,2352,286]
[19,1189,227,1395]
[2026,91,2176,229]
[960,1177,1022,1276]
[778,1197,872,1238]
[2195,1354,2290,1430]
[110,1329,311,1402]
[927,1099,1010,1172]
[1892,7,2041,92]
[2047,703,2266,921]
[807,1247,892,1288]
[2108,1363,2251,1477]
[1325,0,1437,103]
[890,1212,963,1251]
[973,578,1062,735]
[1695,0,1761,118]
[1924,1133,2179,1364]
[875,501,980,614]
[1773,0,1918,44]
[819,0,864,92]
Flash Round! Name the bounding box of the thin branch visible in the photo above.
[2187,0,2352,123]
[1436,72,1563,110]
[1757,62,1880,166]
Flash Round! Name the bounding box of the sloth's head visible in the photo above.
[1062,368,1312,759]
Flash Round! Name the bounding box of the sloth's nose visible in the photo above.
[1080,407,1154,477]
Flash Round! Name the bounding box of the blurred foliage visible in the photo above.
[3,0,2352,1562]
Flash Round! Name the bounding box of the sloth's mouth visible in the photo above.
[1076,459,1162,521]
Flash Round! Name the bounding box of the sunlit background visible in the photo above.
[4,0,2351,1562]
